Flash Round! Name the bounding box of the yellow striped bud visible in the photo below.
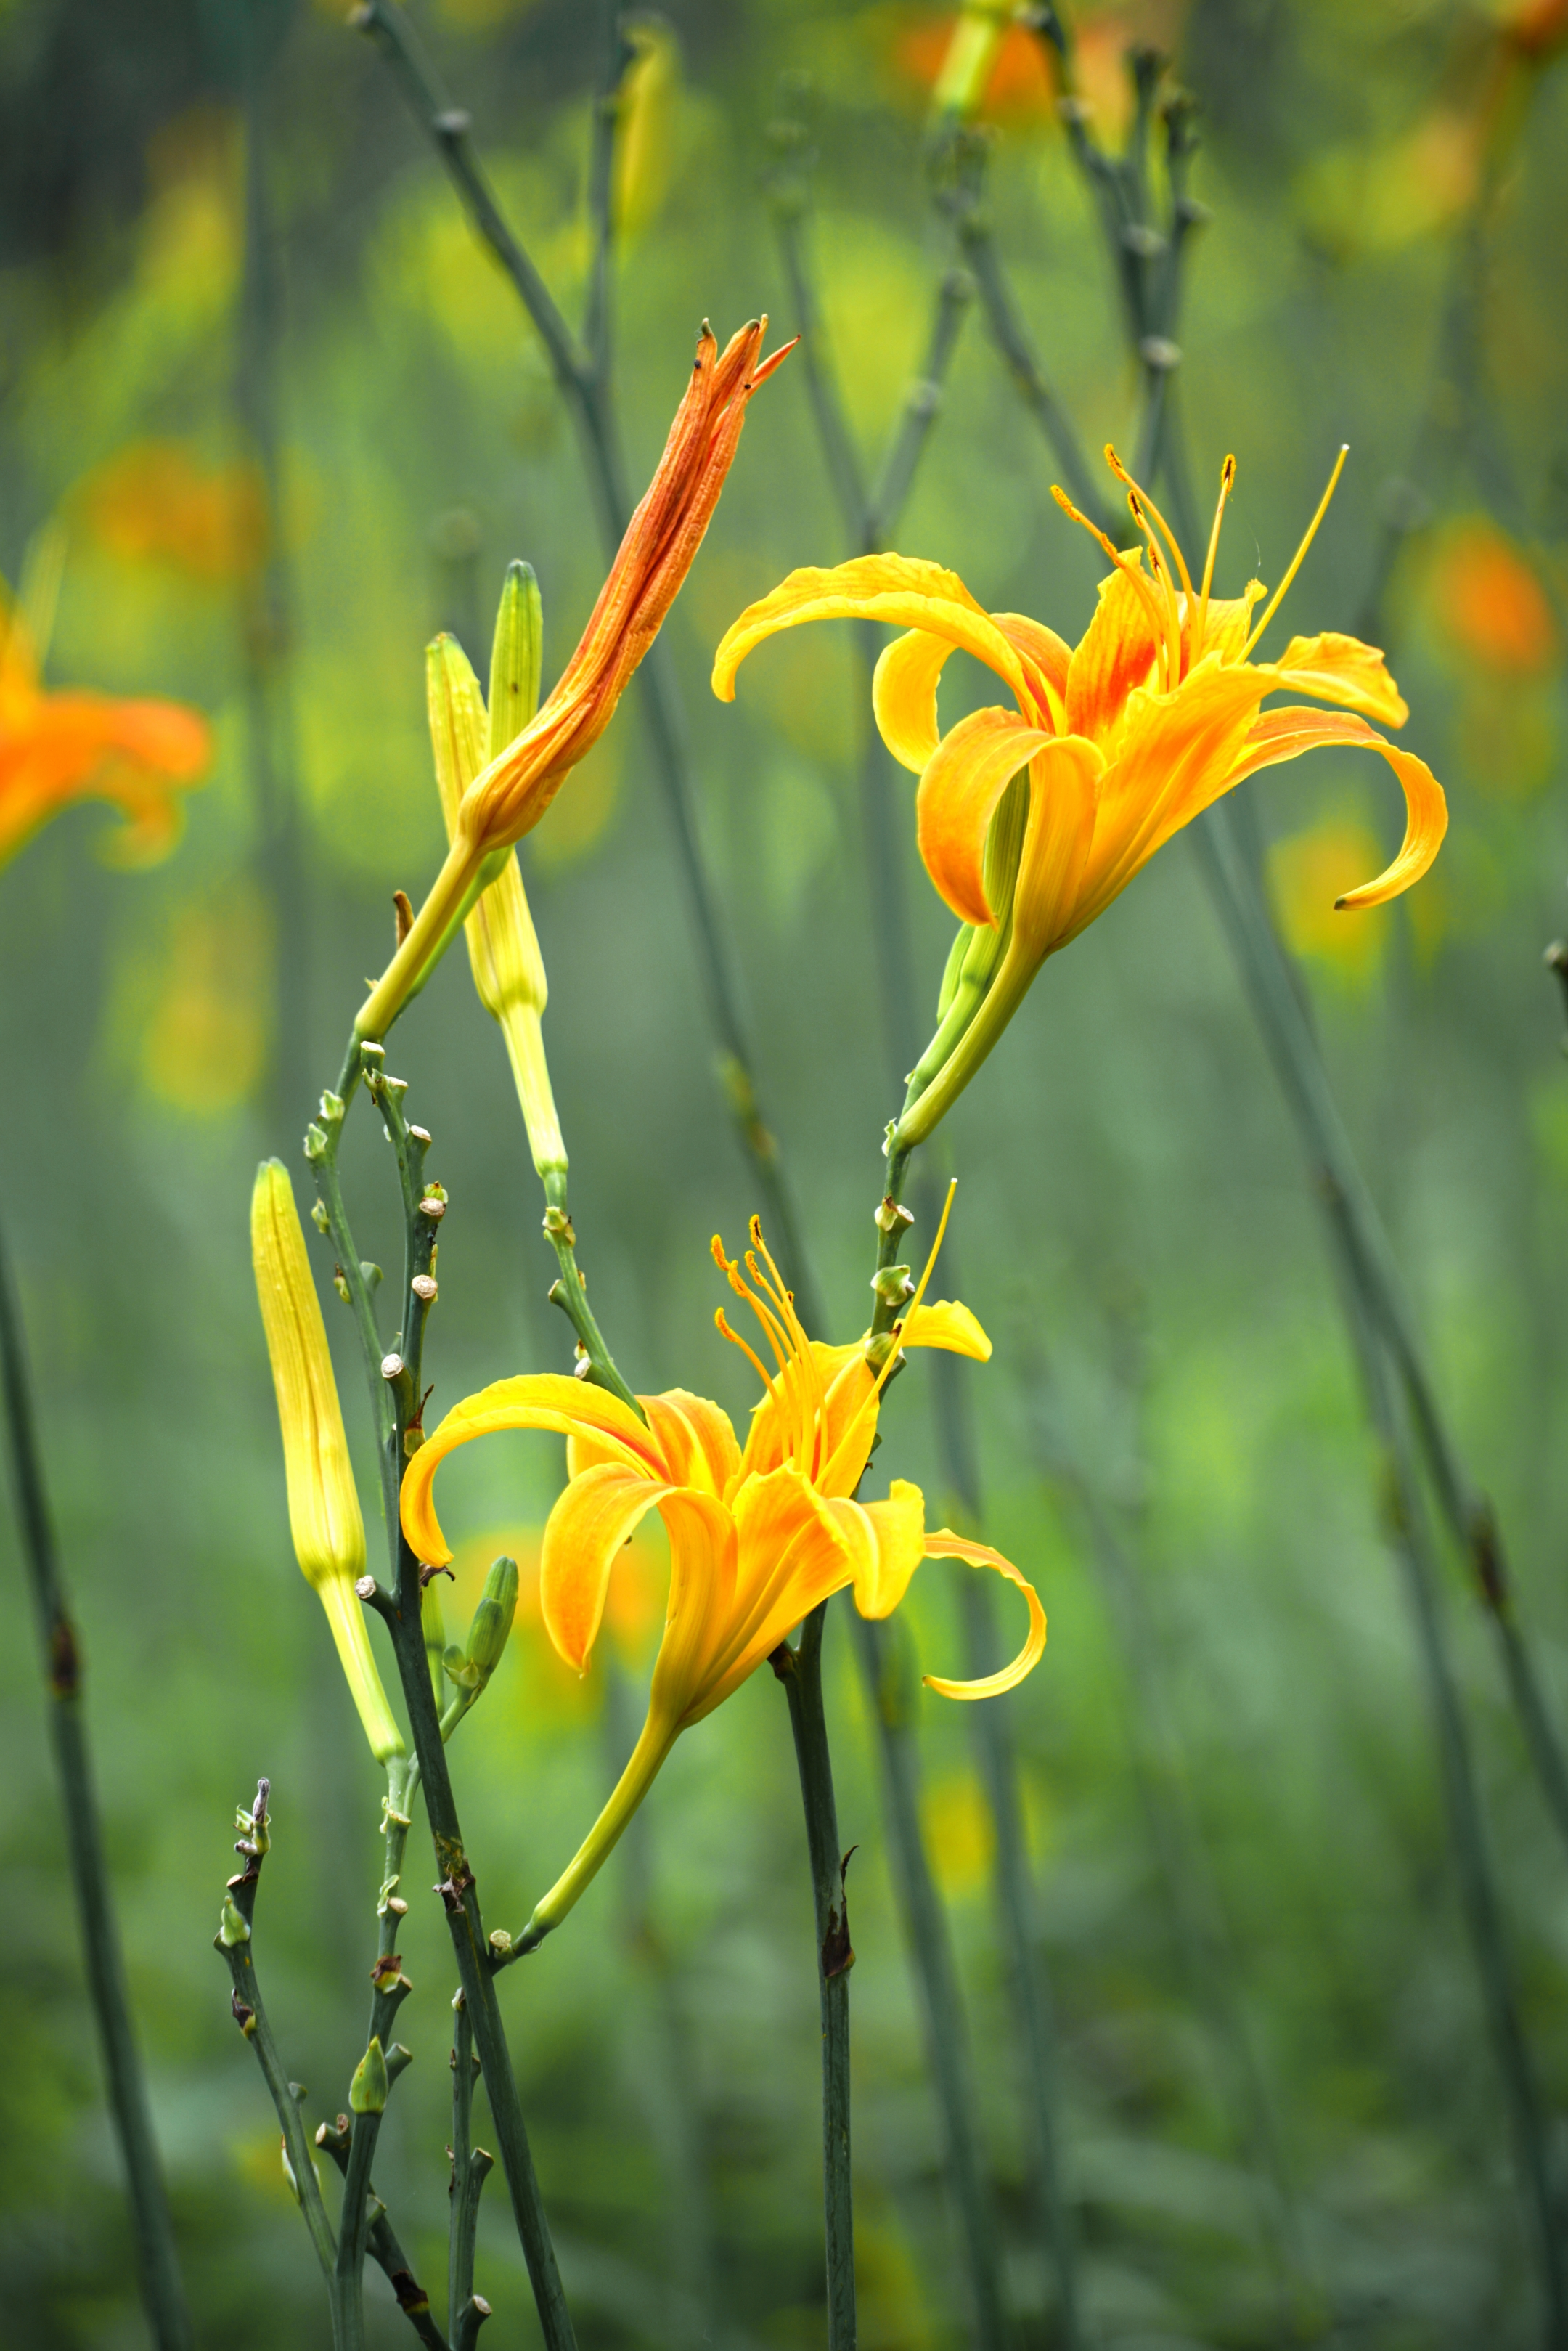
[250,1160,406,1765]
[427,595,567,1183]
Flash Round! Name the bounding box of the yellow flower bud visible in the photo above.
[426,613,567,1183]
[250,1160,406,1765]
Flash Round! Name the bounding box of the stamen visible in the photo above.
[749,1222,830,1475]
[1240,445,1349,661]
[1106,445,1195,602]
[1050,485,1172,667]
[714,1307,779,1409]
[1144,539,1183,692]
[1195,455,1236,656]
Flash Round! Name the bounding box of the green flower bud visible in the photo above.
[465,1555,520,1688]
[348,2035,389,2116]
[219,1896,250,1948]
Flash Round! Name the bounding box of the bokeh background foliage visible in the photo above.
[4,0,1568,2344]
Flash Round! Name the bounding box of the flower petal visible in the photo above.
[873,629,960,773]
[1260,632,1409,727]
[1010,735,1105,962]
[834,1479,927,1619]
[1223,706,1447,908]
[915,707,1058,926]
[1066,660,1269,937]
[400,1373,666,1567]
[1065,563,1163,743]
[920,1531,1048,1700]
[541,1462,675,1673]
[899,1300,991,1359]
[646,1489,740,1729]
[993,613,1072,722]
[712,555,1032,711]
[666,1472,844,1724]
[642,1390,742,1497]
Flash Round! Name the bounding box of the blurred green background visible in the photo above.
[4,0,1568,2344]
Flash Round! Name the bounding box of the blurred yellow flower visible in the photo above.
[923,1771,996,1899]
[1267,813,1391,987]
[0,580,211,871]
[78,440,268,586]
[401,1217,1045,1947]
[139,887,271,1113]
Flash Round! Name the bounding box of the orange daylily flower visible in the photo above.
[0,585,211,871]
[713,446,1447,1144]
[356,317,793,1040]
[400,1216,1046,1950]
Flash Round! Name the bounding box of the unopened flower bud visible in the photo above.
[252,1161,406,1766]
[219,1895,250,1947]
[465,1555,519,1688]
[348,2035,389,2116]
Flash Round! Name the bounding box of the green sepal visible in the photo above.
[219,1896,250,1948]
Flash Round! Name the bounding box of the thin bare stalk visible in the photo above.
[353,0,814,1301]
[769,125,1080,2345]
[309,1055,576,2351]
[0,1197,193,2351]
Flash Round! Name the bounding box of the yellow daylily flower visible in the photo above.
[712,445,1448,1144]
[400,1221,1046,1950]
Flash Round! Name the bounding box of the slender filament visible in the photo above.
[1240,444,1349,659]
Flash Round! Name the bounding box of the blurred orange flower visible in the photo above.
[77,440,268,585]
[1426,518,1559,679]
[0,587,212,871]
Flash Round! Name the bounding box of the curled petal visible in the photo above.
[1261,632,1409,727]
[915,707,1057,926]
[899,1300,991,1360]
[920,1531,1048,1700]
[642,1390,742,1498]
[400,1373,667,1567]
[992,614,1071,722]
[541,1462,674,1673]
[1066,564,1163,743]
[1223,706,1447,909]
[1010,735,1104,963]
[711,554,1031,710]
[874,629,959,773]
[834,1480,927,1620]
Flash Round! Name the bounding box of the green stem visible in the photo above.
[334,1753,419,2347]
[847,1607,1006,2351]
[449,1995,493,2335]
[309,1062,577,2351]
[218,1779,339,2289]
[1028,1380,1320,2337]
[1197,818,1566,2342]
[0,1200,194,2351]
[316,2109,450,2350]
[540,1174,639,1411]
[354,0,815,1305]
[771,1607,856,2351]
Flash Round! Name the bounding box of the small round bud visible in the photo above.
[412,1274,438,1303]
[381,1352,405,1382]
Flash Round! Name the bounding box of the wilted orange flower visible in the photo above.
[356,317,791,1040]
[77,440,268,585]
[715,445,1446,1144]
[1426,518,1558,679]
[0,587,211,871]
